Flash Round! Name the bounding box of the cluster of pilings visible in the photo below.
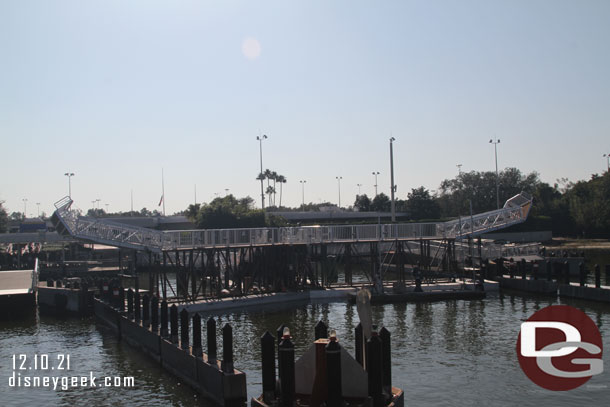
[94,282,247,406]
[255,321,401,407]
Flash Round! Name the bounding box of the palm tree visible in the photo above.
[277,175,287,208]
[265,185,275,207]
[271,171,279,206]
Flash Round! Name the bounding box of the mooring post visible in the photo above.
[367,329,384,407]
[380,327,392,397]
[579,262,586,287]
[150,295,159,332]
[142,294,150,328]
[207,317,217,364]
[170,304,178,344]
[355,322,364,367]
[261,331,276,403]
[180,308,189,350]
[56,279,63,288]
[279,327,295,407]
[160,300,168,338]
[521,259,527,280]
[315,320,328,340]
[118,286,125,313]
[47,279,54,287]
[595,264,601,288]
[326,331,342,407]
[532,263,539,280]
[222,324,234,373]
[127,288,134,318]
[192,313,202,357]
[134,291,141,322]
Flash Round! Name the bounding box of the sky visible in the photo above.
[1,0,609,217]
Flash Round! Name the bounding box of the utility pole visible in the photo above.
[489,139,500,210]
[257,134,268,209]
[390,137,396,222]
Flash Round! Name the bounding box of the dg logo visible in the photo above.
[516,305,604,391]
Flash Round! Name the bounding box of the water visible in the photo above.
[2,293,610,406]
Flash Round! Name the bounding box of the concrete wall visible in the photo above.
[559,284,610,303]
[38,286,93,314]
[498,277,558,296]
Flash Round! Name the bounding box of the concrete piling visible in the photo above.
[127,288,134,318]
[278,328,295,407]
[150,295,159,331]
[170,304,178,344]
[134,291,141,322]
[355,322,364,367]
[207,317,217,364]
[222,324,234,373]
[142,294,150,327]
[192,313,202,357]
[180,308,189,350]
[160,300,168,338]
[380,326,392,395]
[326,331,342,407]
[315,320,328,340]
[367,329,384,407]
[261,331,276,403]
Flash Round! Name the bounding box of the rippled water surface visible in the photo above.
[2,292,610,406]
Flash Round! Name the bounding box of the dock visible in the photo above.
[0,260,38,317]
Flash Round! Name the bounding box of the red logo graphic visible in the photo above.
[516,305,603,391]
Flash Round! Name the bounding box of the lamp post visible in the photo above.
[489,139,501,210]
[456,164,462,176]
[22,199,27,218]
[299,180,306,210]
[604,154,610,173]
[336,176,343,208]
[372,171,380,196]
[257,134,268,209]
[225,188,229,197]
[357,183,362,195]
[36,202,40,217]
[105,203,109,213]
[389,137,396,222]
[64,172,75,198]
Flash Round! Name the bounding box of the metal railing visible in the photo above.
[51,192,533,252]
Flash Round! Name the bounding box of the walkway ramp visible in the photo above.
[51,192,533,252]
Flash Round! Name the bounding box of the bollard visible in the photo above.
[367,329,384,407]
[278,327,295,407]
[47,279,54,287]
[170,304,178,344]
[355,322,364,367]
[533,263,539,281]
[150,295,159,331]
[118,286,125,313]
[56,279,63,288]
[134,291,141,322]
[380,327,392,396]
[192,313,202,357]
[261,331,276,403]
[142,294,150,327]
[207,317,217,364]
[521,259,527,280]
[127,288,134,318]
[180,308,189,350]
[160,300,168,338]
[222,324,234,373]
[595,264,601,288]
[315,320,328,340]
[579,262,586,287]
[326,330,342,407]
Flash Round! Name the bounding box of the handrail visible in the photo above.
[51,192,533,252]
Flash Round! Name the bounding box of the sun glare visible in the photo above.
[242,37,262,60]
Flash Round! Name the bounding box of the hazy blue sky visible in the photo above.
[1,0,609,216]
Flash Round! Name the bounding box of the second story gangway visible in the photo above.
[51,193,533,254]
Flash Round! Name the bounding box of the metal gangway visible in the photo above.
[51,192,533,253]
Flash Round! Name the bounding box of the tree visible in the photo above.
[405,187,440,220]
[189,194,284,229]
[0,202,8,233]
[354,194,372,211]
[277,175,287,208]
[10,212,24,222]
[371,193,391,212]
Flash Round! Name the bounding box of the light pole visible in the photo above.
[256,134,268,209]
[299,180,306,210]
[225,188,229,197]
[372,171,380,196]
[91,200,96,213]
[36,202,40,217]
[604,154,610,173]
[456,164,462,176]
[64,172,74,198]
[489,139,501,210]
[336,176,343,208]
[389,137,396,222]
[357,183,362,195]
[22,198,27,218]
[105,203,109,213]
